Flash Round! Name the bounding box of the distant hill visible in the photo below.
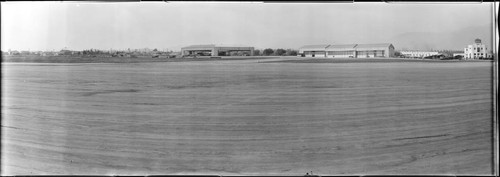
[391,24,493,51]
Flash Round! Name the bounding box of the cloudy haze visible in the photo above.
[1,2,495,51]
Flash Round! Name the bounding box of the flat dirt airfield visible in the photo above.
[1,57,494,175]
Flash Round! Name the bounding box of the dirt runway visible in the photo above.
[1,60,494,175]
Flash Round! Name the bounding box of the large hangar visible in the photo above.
[299,43,395,58]
[298,45,329,57]
[181,44,254,57]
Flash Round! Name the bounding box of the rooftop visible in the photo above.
[326,44,357,50]
[355,43,393,48]
[300,43,394,51]
[299,44,331,50]
[182,44,254,49]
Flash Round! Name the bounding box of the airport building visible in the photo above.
[181,44,254,57]
[464,39,491,60]
[299,43,395,58]
[299,45,329,57]
[400,51,439,58]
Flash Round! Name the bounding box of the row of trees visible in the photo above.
[254,48,298,56]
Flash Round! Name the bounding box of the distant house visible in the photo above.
[59,50,72,56]
[43,51,59,56]
[20,51,30,55]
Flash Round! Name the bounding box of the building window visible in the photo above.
[374,50,384,57]
[328,51,354,56]
[315,51,325,55]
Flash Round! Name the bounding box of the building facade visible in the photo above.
[181,44,254,57]
[299,45,329,57]
[299,43,395,58]
[464,39,490,59]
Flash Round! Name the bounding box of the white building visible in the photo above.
[400,51,439,58]
[299,43,395,58]
[464,39,491,60]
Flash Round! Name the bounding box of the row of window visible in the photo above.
[327,51,355,55]
[304,51,325,55]
[305,50,385,56]
[465,46,486,53]
[357,50,385,57]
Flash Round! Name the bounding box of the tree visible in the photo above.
[285,49,298,56]
[263,48,274,56]
[253,49,261,56]
[394,51,402,57]
[274,49,287,56]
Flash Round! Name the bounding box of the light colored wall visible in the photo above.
[464,43,488,59]
[388,45,395,57]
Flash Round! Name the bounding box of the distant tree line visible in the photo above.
[254,48,298,56]
[82,49,108,55]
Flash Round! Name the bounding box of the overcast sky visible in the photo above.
[1,2,495,51]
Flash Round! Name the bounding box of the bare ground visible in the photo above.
[1,60,494,175]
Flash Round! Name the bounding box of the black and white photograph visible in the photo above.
[1,1,498,176]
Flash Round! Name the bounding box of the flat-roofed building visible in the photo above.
[181,44,254,57]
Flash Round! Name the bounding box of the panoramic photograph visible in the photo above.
[1,1,497,176]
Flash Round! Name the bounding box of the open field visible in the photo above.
[1,60,494,175]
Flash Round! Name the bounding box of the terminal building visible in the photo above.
[464,39,491,60]
[181,44,254,57]
[298,43,395,58]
